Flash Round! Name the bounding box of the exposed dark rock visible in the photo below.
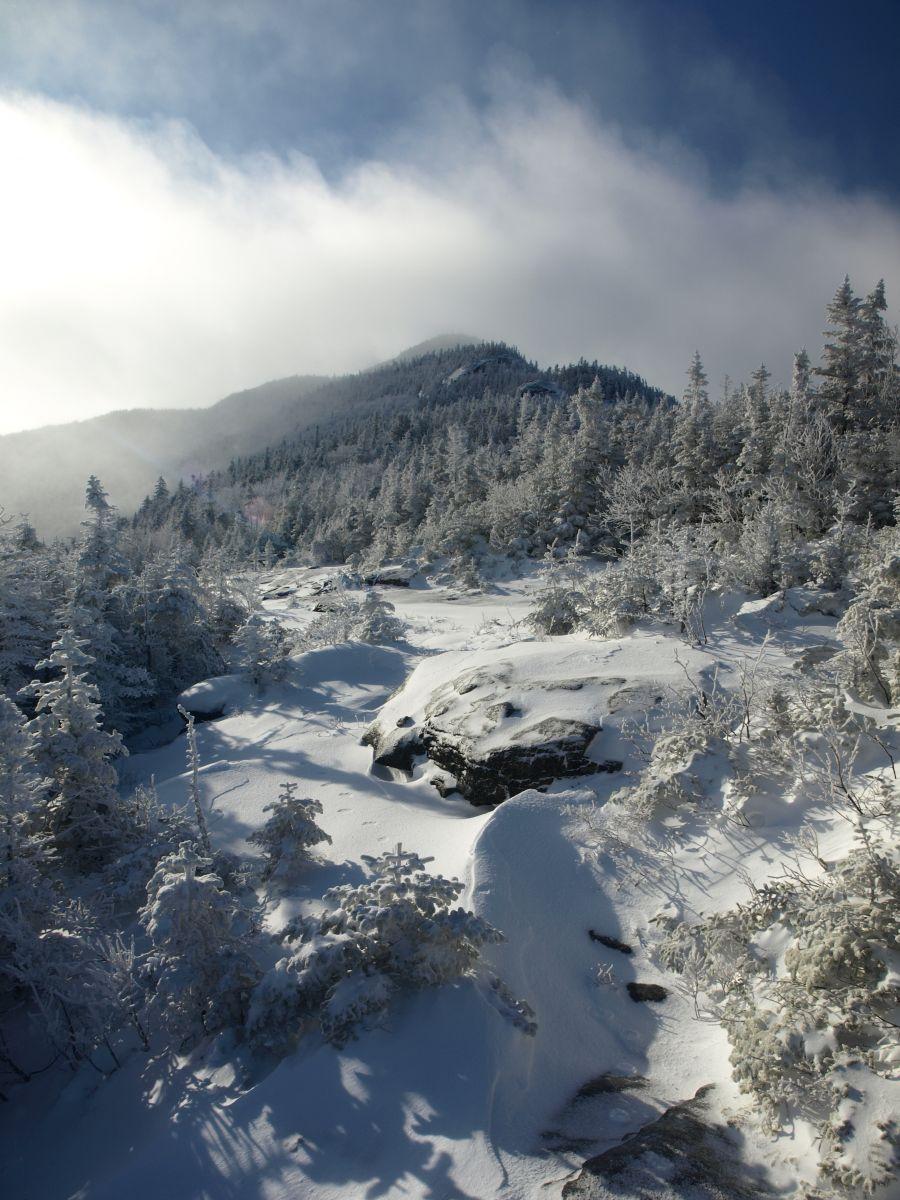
[361,724,425,772]
[309,571,361,595]
[430,776,459,798]
[363,565,415,587]
[563,1084,773,1198]
[421,716,620,806]
[363,647,630,806]
[626,982,668,1003]
[516,379,564,399]
[589,931,633,955]
[574,1074,647,1101]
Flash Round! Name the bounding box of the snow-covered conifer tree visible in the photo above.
[0,523,57,701]
[673,352,715,516]
[132,546,222,696]
[351,591,406,643]
[23,630,130,872]
[816,276,862,432]
[140,843,260,1042]
[248,844,533,1053]
[0,695,49,887]
[249,782,331,883]
[234,611,291,690]
[65,477,152,732]
[736,364,773,484]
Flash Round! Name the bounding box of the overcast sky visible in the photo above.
[1,0,899,434]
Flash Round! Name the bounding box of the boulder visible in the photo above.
[362,644,629,806]
[626,982,668,1003]
[563,1085,772,1198]
[361,723,425,772]
[785,586,846,617]
[363,565,416,587]
[589,931,633,955]
[177,674,247,720]
[421,714,614,805]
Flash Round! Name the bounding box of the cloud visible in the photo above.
[0,83,898,433]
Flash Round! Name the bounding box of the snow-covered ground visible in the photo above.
[3,566,896,1199]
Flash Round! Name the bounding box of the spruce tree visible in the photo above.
[249,782,331,882]
[816,276,862,432]
[140,843,260,1041]
[66,477,152,732]
[23,630,130,872]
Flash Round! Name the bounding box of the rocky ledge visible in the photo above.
[362,643,627,805]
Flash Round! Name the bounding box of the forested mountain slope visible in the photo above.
[0,375,327,539]
[1,276,898,1200]
[133,342,670,565]
[1,335,543,541]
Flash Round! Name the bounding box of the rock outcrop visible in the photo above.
[363,644,627,805]
[563,1085,772,1198]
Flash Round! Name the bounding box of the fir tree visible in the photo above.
[816,276,862,432]
[23,630,130,872]
[66,477,152,732]
[140,843,260,1042]
[249,782,331,882]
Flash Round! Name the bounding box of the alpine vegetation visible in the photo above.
[249,782,331,884]
[248,844,533,1052]
[0,276,897,1200]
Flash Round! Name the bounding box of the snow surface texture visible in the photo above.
[3,565,897,1199]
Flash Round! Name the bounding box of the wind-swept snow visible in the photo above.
[2,569,894,1200]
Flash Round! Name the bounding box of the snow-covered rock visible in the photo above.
[176,673,248,718]
[563,1084,772,1198]
[784,586,845,617]
[363,564,418,587]
[732,591,787,631]
[363,642,675,804]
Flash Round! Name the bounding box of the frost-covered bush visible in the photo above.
[300,589,406,648]
[0,695,51,880]
[140,843,261,1043]
[247,844,534,1053]
[660,837,900,1194]
[570,525,717,641]
[351,591,406,643]
[725,500,806,595]
[102,780,196,906]
[0,895,135,1072]
[234,613,292,691]
[248,782,331,883]
[836,550,900,705]
[528,576,584,635]
[528,555,587,635]
[610,724,729,824]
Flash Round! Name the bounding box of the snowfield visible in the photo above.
[3,565,897,1200]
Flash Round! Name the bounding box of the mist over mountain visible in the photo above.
[0,336,496,539]
[0,375,325,538]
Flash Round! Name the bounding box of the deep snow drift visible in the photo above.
[2,565,897,1199]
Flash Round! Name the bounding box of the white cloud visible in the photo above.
[0,85,898,433]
